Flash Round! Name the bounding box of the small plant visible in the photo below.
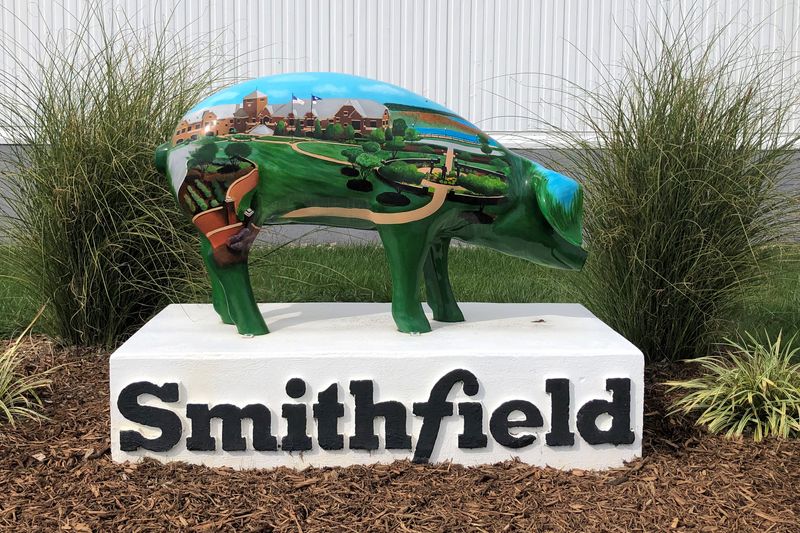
[0,4,226,345]
[555,14,800,361]
[667,332,800,441]
[0,309,54,427]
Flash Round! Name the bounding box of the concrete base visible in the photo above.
[110,303,644,470]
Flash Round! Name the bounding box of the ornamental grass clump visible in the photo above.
[0,310,53,427]
[0,7,225,346]
[557,17,800,361]
[667,332,800,441]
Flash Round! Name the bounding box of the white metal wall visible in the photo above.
[1,0,799,145]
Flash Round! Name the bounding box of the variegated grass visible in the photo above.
[0,308,54,427]
[667,332,800,441]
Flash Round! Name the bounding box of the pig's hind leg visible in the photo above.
[423,238,465,323]
[378,223,432,334]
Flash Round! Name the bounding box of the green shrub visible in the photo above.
[0,6,223,346]
[557,17,800,361]
[0,310,54,427]
[457,173,508,196]
[379,162,424,185]
[667,332,800,441]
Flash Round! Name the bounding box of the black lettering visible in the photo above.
[545,378,574,446]
[457,402,487,449]
[349,380,411,450]
[118,381,181,452]
[313,383,344,450]
[412,369,483,463]
[186,403,277,451]
[282,378,312,451]
[285,377,306,399]
[576,378,635,445]
[490,400,543,448]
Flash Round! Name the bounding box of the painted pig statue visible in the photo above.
[155,72,586,335]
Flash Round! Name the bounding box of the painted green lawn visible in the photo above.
[247,141,437,222]
[0,242,797,342]
[295,141,352,161]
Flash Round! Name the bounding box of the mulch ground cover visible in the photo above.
[1,337,798,532]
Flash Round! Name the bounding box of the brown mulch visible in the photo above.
[1,337,798,532]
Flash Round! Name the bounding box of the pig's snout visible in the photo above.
[154,142,170,174]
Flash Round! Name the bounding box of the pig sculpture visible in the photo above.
[155,73,587,335]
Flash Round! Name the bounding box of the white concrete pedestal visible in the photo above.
[110,303,643,470]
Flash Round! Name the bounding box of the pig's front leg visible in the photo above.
[423,237,465,323]
[200,235,269,336]
[378,223,433,334]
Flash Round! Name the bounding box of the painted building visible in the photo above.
[172,91,390,143]
[268,98,389,134]
[172,90,275,144]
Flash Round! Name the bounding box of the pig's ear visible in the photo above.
[533,168,583,246]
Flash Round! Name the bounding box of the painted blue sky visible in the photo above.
[188,72,455,115]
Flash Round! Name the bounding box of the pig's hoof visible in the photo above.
[234,318,270,336]
[396,315,432,334]
[433,309,465,323]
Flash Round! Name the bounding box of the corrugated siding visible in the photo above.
[1,0,799,145]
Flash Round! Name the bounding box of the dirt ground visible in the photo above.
[1,337,798,532]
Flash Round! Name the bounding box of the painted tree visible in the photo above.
[478,132,492,154]
[341,147,362,166]
[362,141,380,153]
[191,141,217,176]
[314,119,322,138]
[332,123,344,140]
[325,123,335,139]
[404,127,421,142]
[384,127,394,141]
[370,127,385,144]
[354,153,382,180]
[275,120,287,136]
[385,137,405,158]
[344,124,356,142]
[392,118,407,137]
[224,142,251,165]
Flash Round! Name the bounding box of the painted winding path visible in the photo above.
[282,179,454,225]
[281,142,457,225]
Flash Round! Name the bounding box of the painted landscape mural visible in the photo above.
[167,73,512,236]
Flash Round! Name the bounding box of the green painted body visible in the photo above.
[156,73,586,335]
